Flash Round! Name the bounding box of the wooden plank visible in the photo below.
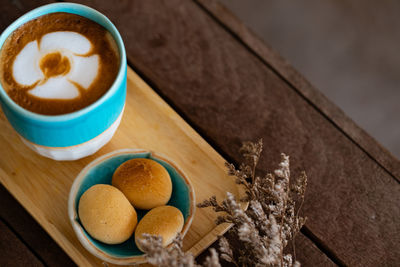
[0,66,245,266]
[0,185,76,267]
[0,0,52,28]
[70,0,400,265]
[293,234,337,267]
[0,219,44,267]
[196,0,400,181]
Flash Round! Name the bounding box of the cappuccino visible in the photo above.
[0,12,119,115]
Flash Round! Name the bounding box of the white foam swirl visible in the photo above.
[12,31,99,100]
[40,31,92,55]
[13,41,43,86]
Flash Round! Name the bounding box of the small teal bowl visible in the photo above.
[68,149,196,265]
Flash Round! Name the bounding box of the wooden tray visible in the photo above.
[0,67,244,266]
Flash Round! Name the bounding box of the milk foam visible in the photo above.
[12,31,99,100]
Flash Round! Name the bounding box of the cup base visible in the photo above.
[20,108,124,161]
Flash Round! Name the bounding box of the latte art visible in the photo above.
[40,52,71,78]
[0,13,119,115]
[13,31,100,100]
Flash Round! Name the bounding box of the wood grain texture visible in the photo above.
[0,185,76,267]
[196,0,400,181]
[68,0,400,265]
[0,219,44,267]
[0,68,244,266]
[293,234,337,267]
[0,0,52,28]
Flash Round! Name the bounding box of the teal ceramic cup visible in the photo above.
[0,3,127,160]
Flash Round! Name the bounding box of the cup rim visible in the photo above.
[68,149,196,265]
[0,2,126,123]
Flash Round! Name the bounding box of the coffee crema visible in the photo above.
[0,12,119,115]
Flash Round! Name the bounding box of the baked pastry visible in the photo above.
[78,184,137,244]
[135,205,184,251]
[112,158,172,210]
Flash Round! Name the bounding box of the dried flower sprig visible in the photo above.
[136,140,307,267]
[137,234,198,267]
[136,234,220,267]
[198,139,307,267]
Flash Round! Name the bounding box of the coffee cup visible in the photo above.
[0,3,127,160]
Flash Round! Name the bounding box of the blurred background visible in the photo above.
[220,0,400,158]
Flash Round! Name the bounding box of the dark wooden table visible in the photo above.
[1,1,399,266]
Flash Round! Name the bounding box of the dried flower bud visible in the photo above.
[139,140,307,267]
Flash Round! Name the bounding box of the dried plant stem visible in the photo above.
[198,140,307,267]
[136,140,307,267]
[280,198,287,267]
[296,195,306,225]
[292,238,297,263]
[293,191,306,262]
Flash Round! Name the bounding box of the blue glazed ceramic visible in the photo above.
[0,3,127,151]
[68,149,196,265]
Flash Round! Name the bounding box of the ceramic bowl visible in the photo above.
[68,149,196,265]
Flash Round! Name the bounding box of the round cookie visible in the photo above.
[78,184,137,244]
[135,205,184,251]
[112,158,172,210]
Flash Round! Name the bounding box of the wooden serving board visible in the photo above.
[0,67,244,266]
